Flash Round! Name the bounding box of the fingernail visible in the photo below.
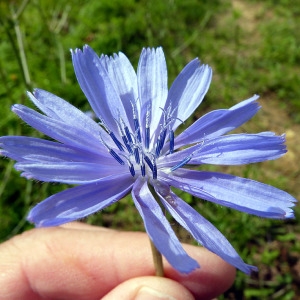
[135,286,177,300]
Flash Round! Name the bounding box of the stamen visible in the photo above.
[109,132,124,152]
[99,133,125,165]
[134,146,140,164]
[155,128,167,157]
[169,129,174,154]
[144,103,151,148]
[145,126,150,150]
[131,99,141,143]
[98,118,109,131]
[134,118,141,143]
[146,103,151,125]
[109,149,125,165]
[120,135,133,154]
[171,155,192,171]
[100,117,124,152]
[144,155,154,171]
[124,125,133,144]
[129,163,135,177]
[116,117,133,154]
[152,161,157,179]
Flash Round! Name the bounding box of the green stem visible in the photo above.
[148,184,165,277]
[149,238,164,277]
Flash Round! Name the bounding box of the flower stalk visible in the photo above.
[150,238,164,277]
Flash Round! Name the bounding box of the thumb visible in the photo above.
[102,276,195,300]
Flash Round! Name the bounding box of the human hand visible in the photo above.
[0,222,235,300]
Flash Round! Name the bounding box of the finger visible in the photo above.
[102,276,195,300]
[0,223,235,300]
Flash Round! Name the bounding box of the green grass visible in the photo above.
[0,0,300,299]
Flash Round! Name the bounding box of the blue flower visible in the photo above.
[0,46,296,274]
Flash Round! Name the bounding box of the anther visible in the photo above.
[134,146,140,164]
[155,128,167,157]
[99,133,125,165]
[119,134,132,154]
[124,126,133,144]
[109,149,125,165]
[109,132,124,152]
[129,163,135,177]
[145,126,150,150]
[131,99,141,143]
[169,129,174,154]
[144,155,154,171]
[100,118,124,152]
[152,161,157,179]
[116,117,133,154]
[171,155,192,171]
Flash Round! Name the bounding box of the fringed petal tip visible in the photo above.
[284,209,296,219]
[141,46,164,55]
[70,44,90,53]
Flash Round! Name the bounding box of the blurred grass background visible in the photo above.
[0,0,299,299]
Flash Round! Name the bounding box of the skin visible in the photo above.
[0,222,236,300]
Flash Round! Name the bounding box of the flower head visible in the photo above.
[0,46,296,274]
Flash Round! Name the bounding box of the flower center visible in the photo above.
[98,102,178,179]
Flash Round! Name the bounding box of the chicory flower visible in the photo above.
[0,46,296,274]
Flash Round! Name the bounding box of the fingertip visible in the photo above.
[165,246,236,300]
[102,276,195,300]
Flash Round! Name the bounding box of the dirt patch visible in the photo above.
[256,97,300,200]
[232,0,263,33]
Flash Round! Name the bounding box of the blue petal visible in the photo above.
[0,136,111,163]
[154,184,257,274]
[131,177,199,274]
[167,59,212,131]
[137,47,168,147]
[174,95,260,149]
[159,132,286,168]
[27,173,134,227]
[157,132,287,168]
[28,89,103,139]
[71,46,132,133]
[15,161,126,183]
[191,132,286,165]
[162,169,296,219]
[99,52,138,131]
[12,105,106,154]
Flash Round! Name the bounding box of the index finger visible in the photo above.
[0,222,235,299]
